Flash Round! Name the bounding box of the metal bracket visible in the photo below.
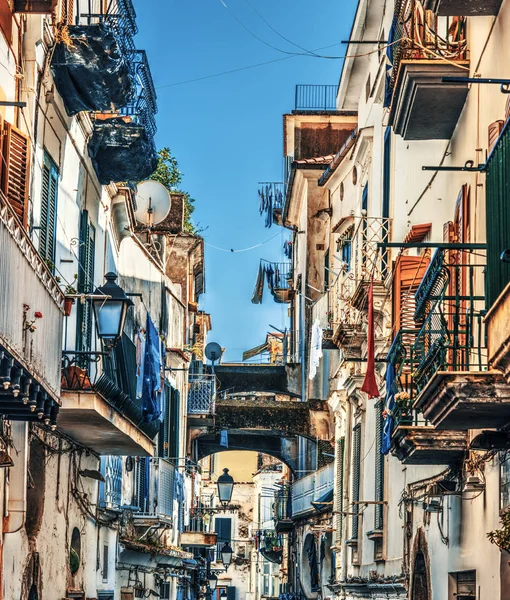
[422,160,484,172]
[0,101,27,108]
[442,76,510,94]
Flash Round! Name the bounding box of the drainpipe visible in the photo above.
[4,422,28,533]
[340,401,352,586]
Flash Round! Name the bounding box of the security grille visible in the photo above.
[187,375,216,414]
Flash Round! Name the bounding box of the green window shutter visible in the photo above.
[169,388,180,462]
[159,383,171,458]
[39,152,58,269]
[335,436,345,546]
[351,424,361,541]
[374,400,385,531]
[76,210,95,351]
[486,125,510,308]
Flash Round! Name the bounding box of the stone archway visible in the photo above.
[410,529,431,600]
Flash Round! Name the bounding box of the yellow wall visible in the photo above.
[211,451,258,483]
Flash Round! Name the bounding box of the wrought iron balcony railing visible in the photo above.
[61,349,160,439]
[294,84,338,111]
[387,247,487,409]
[387,0,467,94]
[187,373,216,415]
[99,455,123,510]
[274,484,292,523]
[328,215,391,337]
[133,457,175,523]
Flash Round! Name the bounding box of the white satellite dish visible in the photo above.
[205,342,223,364]
[134,180,171,227]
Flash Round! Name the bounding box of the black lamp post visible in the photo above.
[91,272,133,350]
[216,468,235,507]
[220,542,233,570]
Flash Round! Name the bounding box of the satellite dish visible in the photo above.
[134,180,171,227]
[205,342,223,364]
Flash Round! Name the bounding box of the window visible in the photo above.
[334,437,345,547]
[382,128,391,277]
[501,452,510,510]
[70,527,81,575]
[215,517,232,559]
[134,457,149,512]
[1,120,30,228]
[449,570,476,600]
[39,151,58,269]
[159,583,171,600]
[374,400,385,531]
[350,424,362,547]
[324,249,330,289]
[194,268,204,301]
[102,544,109,582]
[76,210,95,351]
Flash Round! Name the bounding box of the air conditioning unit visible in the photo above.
[423,498,442,513]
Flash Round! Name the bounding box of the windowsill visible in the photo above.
[366,529,383,540]
[345,537,358,547]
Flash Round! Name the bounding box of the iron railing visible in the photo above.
[99,455,123,509]
[267,261,293,291]
[258,183,286,228]
[388,0,467,93]
[328,216,391,332]
[387,247,487,410]
[274,484,292,523]
[134,457,175,521]
[294,85,337,111]
[61,350,160,439]
[187,373,216,415]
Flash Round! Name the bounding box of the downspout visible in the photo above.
[340,401,352,587]
[4,422,28,533]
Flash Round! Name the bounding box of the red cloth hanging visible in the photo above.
[361,282,380,398]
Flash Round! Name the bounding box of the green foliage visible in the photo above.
[487,510,510,552]
[150,147,196,234]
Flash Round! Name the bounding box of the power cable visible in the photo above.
[204,230,281,253]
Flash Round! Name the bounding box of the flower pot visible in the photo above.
[64,297,75,317]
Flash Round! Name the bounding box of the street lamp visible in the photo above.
[92,272,133,350]
[208,572,218,591]
[220,542,233,570]
[216,468,235,507]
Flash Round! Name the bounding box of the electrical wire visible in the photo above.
[205,230,282,253]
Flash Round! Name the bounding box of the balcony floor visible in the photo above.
[391,426,467,464]
[180,531,217,547]
[390,61,470,140]
[424,0,503,15]
[415,371,510,430]
[58,391,154,456]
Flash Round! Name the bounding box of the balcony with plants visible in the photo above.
[328,215,390,351]
[388,248,508,450]
[386,0,469,140]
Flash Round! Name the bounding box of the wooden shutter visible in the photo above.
[334,437,345,546]
[374,401,384,531]
[39,152,58,266]
[351,424,361,541]
[13,0,58,12]
[489,120,505,154]
[1,121,30,228]
[169,387,180,462]
[226,587,236,600]
[134,457,148,512]
[159,383,171,458]
[76,211,95,351]
[0,0,13,44]
[392,254,430,334]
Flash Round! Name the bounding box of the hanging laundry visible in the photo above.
[361,282,380,398]
[309,319,323,380]
[265,263,275,290]
[135,329,146,399]
[252,263,266,304]
[141,313,162,423]
[382,362,396,455]
[220,429,229,448]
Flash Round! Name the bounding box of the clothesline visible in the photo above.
[205,230,282,253]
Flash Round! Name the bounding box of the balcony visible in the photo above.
[387,331,468,464]
[386,248,510,431]
[99,456,123,510]
[181,517,218,548]
[387,1,469,139]
[294,85,338,112]
[274,484,293,533]
[57,350,155,456]
[328,216,390,349]
[132,458,175,527]
[0,190,64,425]
[187,373,216,415]
[486,283,510,383]
[258,183,286,228]
[423,0,503,15]
[252,261,294,305]
[291,463,334,518]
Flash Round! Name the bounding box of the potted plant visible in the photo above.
[62,275,78,317]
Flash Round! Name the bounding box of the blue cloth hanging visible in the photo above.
[382,362,396,455]
[141,313,162,423]
[220,429,229,448]
[174,470,185,531]
[384,20,397,108]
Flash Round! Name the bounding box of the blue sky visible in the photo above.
[135,0,357,361]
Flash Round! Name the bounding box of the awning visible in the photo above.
[183,558,198,570]
[311,488,333,512]
[243,342,268,361]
